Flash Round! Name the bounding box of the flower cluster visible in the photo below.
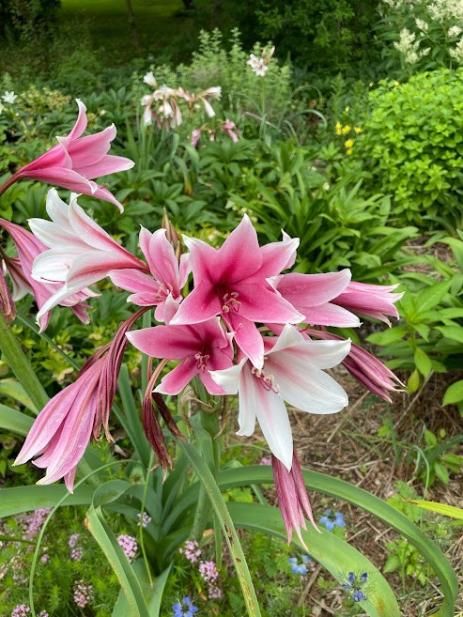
[393,28,430,64]
[73,580,93,608]
[172,596,198,617]
[180,539,202,564]
[0,97,402,544]
[117,534,138,562]
[141,72,221,128]
[247,46,275,76]
[18,508,50,540]
[319,509,346,532]
[199,560,222,599]
[137,511,152,528]
[288,554,312,576]
[342,571,368,602]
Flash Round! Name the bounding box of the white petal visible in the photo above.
[250,379,293,470]
[209,358,247,395]
[268,324,306,354]
[268,354,349,414]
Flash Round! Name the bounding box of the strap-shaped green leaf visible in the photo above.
[180,441,262,617]
[0,403,33,436]
[112,561,172,617]
[217,466,458,617]
[0,485,94,517]
[86,506,151,617]
[229,502,399,617]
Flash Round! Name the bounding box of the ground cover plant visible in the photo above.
[0,4,462,617]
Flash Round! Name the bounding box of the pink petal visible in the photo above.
[154,358,198,395]
[227,313,265,369]
[67,99,88,140]
[237,281,303,324]
[77,154,134,178]
[127,324,202,359]
[215,214,262,283]
[302,302,360,327]
[276,270,352,309]
[259,234,299,276]
[66,124,117,168]
[110,269,160,294]
[170,281,221,325]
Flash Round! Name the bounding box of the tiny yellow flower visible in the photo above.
[354,127,362,134]
[341,124,351,135]
[335,121,342,135]
[346,148,353,156]
[344,139,354,149]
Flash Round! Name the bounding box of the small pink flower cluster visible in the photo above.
[117,534,138,562]
[18,508,50,540]
[68,533,83,561]
[137,511,152,528]
[180,539,202,564]
[180,541,223,599]
[73,581,93,608]
[11,605,29,617]
[199,560,222,600]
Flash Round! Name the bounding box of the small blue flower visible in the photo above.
[172,596,198,617]
[288,555,313,576]
[319,509,346,531]
[341,571,368,603]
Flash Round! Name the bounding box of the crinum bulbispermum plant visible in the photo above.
[1,98,457,617]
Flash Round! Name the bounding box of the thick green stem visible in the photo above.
[0,313,48,411]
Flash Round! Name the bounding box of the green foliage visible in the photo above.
[355,69,463,228]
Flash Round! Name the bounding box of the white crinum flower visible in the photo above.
[143,71,157,88]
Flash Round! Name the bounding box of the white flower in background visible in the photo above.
[247,46,275,77]
[429,0,463,21]
[2,91,17,104]
[448,25,463,37]
[394,28,429,64]
[143,71,157,88]
[415,18,428,32]
[450,37,463,62]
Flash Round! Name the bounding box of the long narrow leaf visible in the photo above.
[180,441,262,617]
[86,506,151,617]
[411,500,463,521]
[230,502,400,617]
[0,404,33,436]
[112,561,172,617]
[0,485,94,517]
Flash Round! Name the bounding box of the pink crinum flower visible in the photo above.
[0,217,95,331]
[0,100,133,210]
[210,325,350,469]
[127,318,233,395]
[334,281,403,324]
[171,215,303,368]
[29,189,145,325]
[110,227,190,323]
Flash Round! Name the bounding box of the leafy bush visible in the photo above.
[354,69,463,229]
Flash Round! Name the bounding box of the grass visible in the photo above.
[59,0,214,64]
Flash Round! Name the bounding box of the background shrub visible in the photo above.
[354,68,463,229]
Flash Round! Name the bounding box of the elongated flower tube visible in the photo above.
[15,308,148,489]
[171,215,303,368]
[0,99,134,210]
[210,324,350,469]
[333,281,403,324]
[273,270,360,327]
[305,328,403,401]
[0,217,95,331]
[272,452,317,544]
[29,190,145,324]
[0,265,15,322]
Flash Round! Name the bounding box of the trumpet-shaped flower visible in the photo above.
[210,324,350,469]
[127,319,233,395]
[0,217,94,331]
[29,190,145,324]
[110,227,189,322]
[334,281,402,324]
[273,270,360,327]
[305,328,402,401]
[273,452,317,543]
[1,99,133,209]
[15,309,146,488]
[171,215,303,368]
